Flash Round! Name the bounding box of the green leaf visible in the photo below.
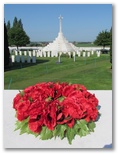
[14,118,28,131]
[79,119,87,125]
[53,124,67,140]
[73,122,81,134]
[74,120,90,137]
[78,128,89,137]
[87,121,96,132]
[14,118,29,135]
[59,125,67,140]
[40,126,53,140]
[66,127,75,144]
[20,123,28,135]
[53,124,61,138]
[14,120,22,131]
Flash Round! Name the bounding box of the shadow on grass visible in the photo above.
[4,59,49,72]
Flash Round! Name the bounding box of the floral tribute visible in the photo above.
[13,82,100,144]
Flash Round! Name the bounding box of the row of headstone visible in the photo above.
[12,50,52,58]
[77,50,100,57]
[82,52,91,57]
[13,50,38,56]
[11,50,100,58]
[11,55,36,63]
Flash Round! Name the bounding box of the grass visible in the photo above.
[4,54,112,90]
[75,43,97,47]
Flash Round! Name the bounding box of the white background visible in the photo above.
[0,0,117,153]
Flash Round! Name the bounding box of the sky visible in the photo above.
[4,4,112,42]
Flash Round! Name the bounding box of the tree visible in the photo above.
[13,16,18,27]
[94,30,111,48]
[8,26,30,48]
[18,19,23,29]
[8,17,30,48]
[6,20,11,31]
[4,22,10,69]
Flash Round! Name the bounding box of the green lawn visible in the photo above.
[4,54,112,90]
[75,43,97,47]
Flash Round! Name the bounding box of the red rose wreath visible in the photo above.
[13,82,100,144]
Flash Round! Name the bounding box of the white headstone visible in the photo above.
[91,50,94,55]
[33,50,36,56]
[11,55,15,63]
[15,50,18,55]
[21,55,25,63]
[97,51,101,57]
[24,51,27,56]
[83,52,86,57]
[73,52,75,57]
[47,51,50,57]
[15,55,20,62]
[19,51,22,55]
[36,51,39,57]
[29,51,32,57]
[32,56,36,63]
[87,52,90,57]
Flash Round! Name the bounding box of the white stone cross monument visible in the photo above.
[59,15,63,33]
[43,15,76,55]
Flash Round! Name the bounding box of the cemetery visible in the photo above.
[5,15,111,90]
[8,16,109,64]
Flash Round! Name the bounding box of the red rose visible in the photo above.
[44,102,57,130]
[24,86,34,93]
[28,119,42,133]
[57,110,75,128]
[13,93,22,110]
[17,100,30,121]
[62,85,75,97]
